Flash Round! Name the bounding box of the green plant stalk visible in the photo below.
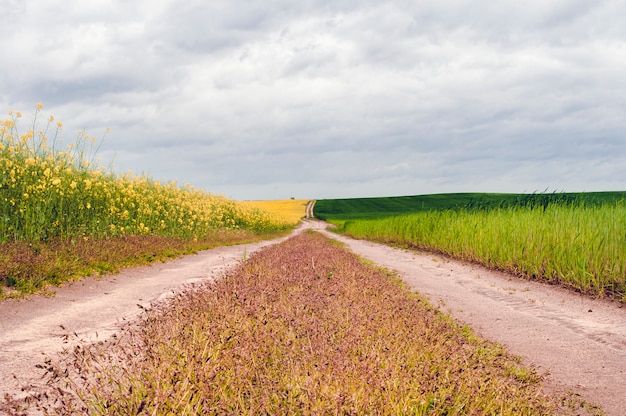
[342,202,625,301]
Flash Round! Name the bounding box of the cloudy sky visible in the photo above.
[1,0,625,200]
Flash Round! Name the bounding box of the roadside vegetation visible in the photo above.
[0,105,297,297]
[11,232,579,415]
[316,193,626,302]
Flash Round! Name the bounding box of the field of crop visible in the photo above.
[240,199,310,225]
[317,193,626,301]
[20,232,568,415]
[314,191,626,222]
[0,106,294,296]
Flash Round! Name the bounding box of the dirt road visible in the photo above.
[305,200,316,219]
[0,228,302,400]
[1,220,625,414]
[308,220,626,415]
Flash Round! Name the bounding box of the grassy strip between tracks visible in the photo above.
[5,232,594,415]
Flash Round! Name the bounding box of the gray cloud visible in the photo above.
[1,0,625,199]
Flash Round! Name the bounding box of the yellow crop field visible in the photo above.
[240,199,311,225]
[0,105,293,242]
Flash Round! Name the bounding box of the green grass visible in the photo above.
[317,193,626,301]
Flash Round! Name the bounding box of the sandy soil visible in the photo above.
[1,220,625,415]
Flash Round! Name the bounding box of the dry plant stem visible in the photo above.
[26,231,567,415]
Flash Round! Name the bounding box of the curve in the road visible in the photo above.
[305,200,316,219]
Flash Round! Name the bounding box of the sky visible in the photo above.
[1,0,625,200]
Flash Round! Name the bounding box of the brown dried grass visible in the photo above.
[13,231,569,415]
[0,229,278,298]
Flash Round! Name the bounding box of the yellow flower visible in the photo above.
[36,103,43,110]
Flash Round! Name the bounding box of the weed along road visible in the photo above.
[0,226,306,401]
[1,220,625,414]
[307,220,626,416]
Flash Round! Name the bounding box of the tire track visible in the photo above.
[310,220,625,415]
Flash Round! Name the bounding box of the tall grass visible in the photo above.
[343,202,626,300]
[0,105,291,242]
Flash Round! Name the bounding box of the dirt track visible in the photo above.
[1,220,625,414]
[0,229,300,402]
[310,221,626,415]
